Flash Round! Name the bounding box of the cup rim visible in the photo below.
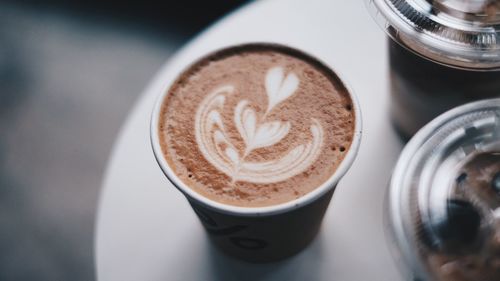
[150,42,362,217]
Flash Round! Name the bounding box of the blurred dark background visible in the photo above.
[0,0,248,280]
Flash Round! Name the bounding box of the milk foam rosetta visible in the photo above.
[159,45,355,207]
[195,67,324,184]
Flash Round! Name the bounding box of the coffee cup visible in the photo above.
[366,0,500,139]
[387,98,500,280]
[150,43,362,262]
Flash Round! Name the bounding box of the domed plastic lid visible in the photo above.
[390,99,500,280]
[367,0,500,69]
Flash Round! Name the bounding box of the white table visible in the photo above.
[95,0,405,280]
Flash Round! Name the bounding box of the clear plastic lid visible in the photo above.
[367,0,500,69]
[390,98,500,280]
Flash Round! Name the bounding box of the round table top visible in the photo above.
[95,0,405,280]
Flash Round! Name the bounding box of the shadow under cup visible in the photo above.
[150,43,362,263]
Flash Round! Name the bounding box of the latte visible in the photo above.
[158,44,355,207]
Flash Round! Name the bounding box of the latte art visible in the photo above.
[158,45,355,207]
[195,67,324,184]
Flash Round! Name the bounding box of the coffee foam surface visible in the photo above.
[159,45,355,207]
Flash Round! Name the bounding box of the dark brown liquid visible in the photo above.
[389,39,500,140]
